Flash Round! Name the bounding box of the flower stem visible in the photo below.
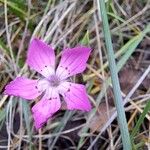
[98,0,132,149]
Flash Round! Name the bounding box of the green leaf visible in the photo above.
[80,31,90,45]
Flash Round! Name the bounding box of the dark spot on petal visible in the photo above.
[45,65,47,67]
[35,86,38,89]
[65,67,68,70]
[41,70,42,71]
[67,89,70,92]
[49,98,52,100]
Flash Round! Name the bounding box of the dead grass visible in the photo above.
[0,0,150,149]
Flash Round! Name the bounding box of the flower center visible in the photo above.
[48,75,60,87]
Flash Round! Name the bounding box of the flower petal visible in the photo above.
[56,46,91,80]
[27,38,55,78]
[58,82,91,111]
[4,77,41,100]
[32,89,61,129]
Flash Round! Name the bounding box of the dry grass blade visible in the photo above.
[0,0,149,149]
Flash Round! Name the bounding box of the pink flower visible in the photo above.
[4,38,92,129]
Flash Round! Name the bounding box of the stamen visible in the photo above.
[48,75,60,87]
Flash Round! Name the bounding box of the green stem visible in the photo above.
[131,99,150,138]
[98,0,132,149]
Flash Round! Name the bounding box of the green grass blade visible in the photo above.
[22,100,33,150]
[117,25,149,71]
[0,38,10,55]
[0,108,6,129]
[0,0,27,19]
[80,31,90,45]
[98,0,132,149]
[131,100,150,138]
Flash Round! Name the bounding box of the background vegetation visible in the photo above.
[0,0,150,149]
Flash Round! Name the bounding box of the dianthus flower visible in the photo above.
[4,38,91,129]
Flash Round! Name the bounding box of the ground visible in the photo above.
[0,0,150,149]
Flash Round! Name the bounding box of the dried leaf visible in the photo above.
[89,103,115,132]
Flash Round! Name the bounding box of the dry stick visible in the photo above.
[129,101,150,120]
[148,123,150,149]
[55,8,95,47]
[13,124,84,140]
[31,1,67,40]
[0,20,20,37]
[123,65,150,105]
[111,1,149,33]
[39,129,42,150]
[16,0,31,66]
[114,0,127,16]
[88,65,150,149]
[44,2,76,42]
[4,0,17,75]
